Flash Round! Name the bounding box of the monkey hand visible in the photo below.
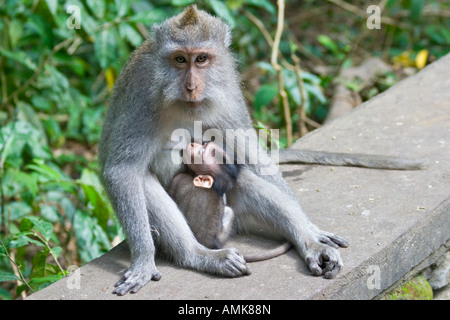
[304,231,349,279]
[113,260,162,295]
[201,248,251,277]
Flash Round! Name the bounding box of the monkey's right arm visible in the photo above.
[100,145,163,295]
[278,149,427,170]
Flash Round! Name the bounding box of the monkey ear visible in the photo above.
[193,175,214,189]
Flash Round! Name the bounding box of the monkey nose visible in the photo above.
[186,84,196,91]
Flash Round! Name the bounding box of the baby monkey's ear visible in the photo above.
[193,175,214,189]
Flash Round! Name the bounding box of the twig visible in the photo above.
[244,11,273,47]
[0,239,34,296]
[246,10,301,73]
[271,0,292,147]
[291,54,308,137]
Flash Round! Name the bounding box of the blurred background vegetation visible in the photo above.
[0,0,448,299]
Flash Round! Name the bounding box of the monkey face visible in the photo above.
[168,49,216,108]
[184,142,225,176]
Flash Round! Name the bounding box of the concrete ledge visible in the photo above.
[27,53,450,300]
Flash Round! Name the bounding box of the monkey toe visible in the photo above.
[113,264,162,295]
[305,242,344,279]
[215,248,250,277]
[319,231,349,249]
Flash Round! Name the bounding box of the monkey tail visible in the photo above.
[278,149,427,170]
[243,242,292,263]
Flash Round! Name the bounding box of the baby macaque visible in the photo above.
[169,141,238,249]
[170,142,291,262]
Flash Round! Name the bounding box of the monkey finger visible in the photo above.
[333,236,349,248]
[114,272,131,288]
[321,260,335,274]
[320,237,339,249]
[320,231,349,248]
[324,263,341,279]
[306,256,322,276]
[152,272,163,281]
[224,261,249,276]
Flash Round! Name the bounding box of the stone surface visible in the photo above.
[427,251,450,289]
[27,53,450,300]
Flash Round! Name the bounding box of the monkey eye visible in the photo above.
[174,55,187,64]
[196,55,207,63]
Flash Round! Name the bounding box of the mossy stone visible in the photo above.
[385,275,433,300]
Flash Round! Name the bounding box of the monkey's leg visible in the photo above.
[142,173,250,278]
[102,169,162,296]
[230,170,348,279]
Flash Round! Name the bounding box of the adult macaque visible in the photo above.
[99,5,426,295]
[170,142,292,262]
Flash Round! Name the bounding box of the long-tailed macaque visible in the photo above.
[99,6,420,295]
[169,141,238,250]
[170,142,292,262]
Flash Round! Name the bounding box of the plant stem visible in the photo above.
[0,239,34,294]
[271,0,292,147]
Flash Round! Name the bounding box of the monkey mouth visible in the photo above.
[184,100,204,108]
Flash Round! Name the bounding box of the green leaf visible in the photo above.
[86,0,105,19]
[31,248,49,278]
[27,14,54,48]
[282,69,302,106]
[207,0,235,28]
[74,210,110,262]
[94,29,116,69]
[0,49,37,70]
[8,19,23,49]
[45,0,58,15]
[254,84,278,111]
[9,232,44,248]
[5,202,33,221]
[317,35,339,55]
[128,9,165,24]
[304,83,327,104]
[50,246,62,260]
[171,0,196,6]
[245,0,276,14]
[40,204,60,223]
[80,184,110,230]
[26,159,63,182]
[115,0,131,17]
[119,23,143,47]
[257,62,276,75]
[301,71,322,84]
[410,0,424,21]
[23,216,54,242]
[0,271,20,282]
[30,274,64,284]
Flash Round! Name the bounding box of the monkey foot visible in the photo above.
[113,263,162,296]
[304,231,348,279]
[202,248,251,277]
